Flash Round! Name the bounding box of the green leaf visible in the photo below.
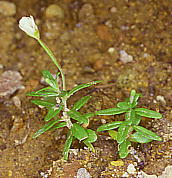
[97,121,123,132]
[129,90,141,107]
[117,125,131,144]
[135,108,162,119]
[125,110,141,125]
[30,87,57,92]
[131,94,140,108]
[83,112,95,119]
[42,70,58,89]
[44,105,62,121]
[71,123,88,141]
[31,99,55,107]
[27,91,59,97]
[84,129,97,143]
[95,108,127,115]
[125,109,132,121]
[83,141,95,152]
[117,102,130,109]
[133,126,162,141]
[108,130,118,140]
[72,96,92,111]
[83,129,97,151]
[32,119,60,138]
[119,139,131,158]
[63,131,73,160]
[68,81,101,97]
[53,122,67,129]
[131,113,141,125]
[130,132,152,143]
[43,96,57,105]
[67,110,89,124]
[129,90,136,103]
[27,87,58,97]
[58,90,69,97]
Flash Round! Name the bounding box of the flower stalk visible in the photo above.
[19,15,68,119]
[37,39,66,91]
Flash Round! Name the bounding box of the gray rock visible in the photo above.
[0,70,23,101]
[119,50,133,63]
[77,168,91,178]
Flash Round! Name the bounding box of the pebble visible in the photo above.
[76,168,91,178]
[110,7,117,13]
[0,70,23,101]
[0,64,3,69]
[45,4,64,19]
[96,24,112,41]
[119,50,133,63]
[156,95,166,104]
[108,47,115,54]
[122,172,129,177]
[0,1,16,16]
[93,59,104,70]
[127,164,136,174]
[69,149,79,156]
[40,172,49,178]
[101,119,106,124]
[12,96,21,108]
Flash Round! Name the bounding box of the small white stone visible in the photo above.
[121,26,129,30]
[119,50,133,63]
[143,53,149,58]
[40,172,49,178]
[122,172,129,177]
[12,96,21,108]
[156,95,166,104]
[101,119,106,124]
[110,7,117,13]
[69,149,79,156]
[105,20,112,28]
[77,168,91,178]
[127,164,136,174]
[108,47,115,53]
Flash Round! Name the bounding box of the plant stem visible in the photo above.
[37,39,66,91]
[37,39,72,127]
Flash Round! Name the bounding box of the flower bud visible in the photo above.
[19,16,40,39]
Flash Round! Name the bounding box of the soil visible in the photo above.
[0,0,171,177]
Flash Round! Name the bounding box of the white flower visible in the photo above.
[19,16,40,39]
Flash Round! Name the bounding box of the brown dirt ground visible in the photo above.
[0,0,171,177]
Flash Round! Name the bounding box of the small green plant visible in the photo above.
[19,16,162,161]
[19,16,100,160]
[96,90,162,158]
